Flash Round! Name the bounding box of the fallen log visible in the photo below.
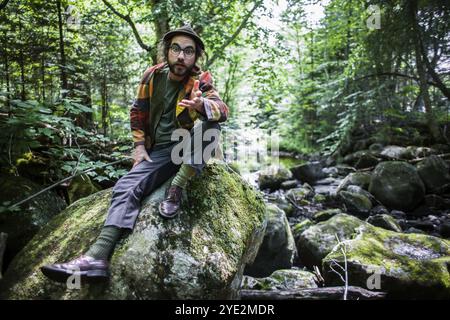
[239,286,386,300]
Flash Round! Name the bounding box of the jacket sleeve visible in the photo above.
[198,71,229,123]
[130,67,153,147]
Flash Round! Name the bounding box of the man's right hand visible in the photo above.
[133,145,152,167]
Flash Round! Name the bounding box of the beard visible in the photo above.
[168,60,194,77]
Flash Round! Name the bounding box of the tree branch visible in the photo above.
[205,0,264,69]
[101,0,151,52]
[0,0,9,11]
[421,46,450,101]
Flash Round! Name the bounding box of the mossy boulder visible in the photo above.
[366,214,402,232]
[338,191,372,217]
[297,214,365,268]
[0,164,267,299]
[67,174,101,204]
[343,151,379,169]
[258,166,293,191]
[313,208,342,222]
[285,186,314,205]
[416,155,450,194]
[241,269,317,291]
[244,204,296,278]
[0,175,66,268]
[292,219,314,242]
[336,172,372,193]
[369,161,425,211]
[322,223,450,299]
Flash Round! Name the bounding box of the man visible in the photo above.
[40,25,228,283]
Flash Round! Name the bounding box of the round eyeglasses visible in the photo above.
[169,44,196,57]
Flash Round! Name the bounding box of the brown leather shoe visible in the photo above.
[159,185,183,219]
[40,255,110,283]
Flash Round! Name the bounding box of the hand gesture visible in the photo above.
[178,80,203,112]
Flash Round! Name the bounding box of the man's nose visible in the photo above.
[178,51,185,59]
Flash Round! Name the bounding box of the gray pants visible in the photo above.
[104,121,221,230]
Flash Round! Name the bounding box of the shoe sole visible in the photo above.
[40,265,110,284]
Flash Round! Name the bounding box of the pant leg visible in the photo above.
[104,144,180,230]
[178,120,221,175]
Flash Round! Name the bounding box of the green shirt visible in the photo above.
[153,68,183,146]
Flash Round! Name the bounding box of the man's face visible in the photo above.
[167,35,196,78]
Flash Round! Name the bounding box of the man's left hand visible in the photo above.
[178,80,204,112]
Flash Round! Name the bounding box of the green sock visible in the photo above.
[85,225,123,261]
[171,164,197,189]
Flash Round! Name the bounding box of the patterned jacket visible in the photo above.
[130,63,229,149]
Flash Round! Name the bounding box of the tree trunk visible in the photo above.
[409,0,441,142]
[3,32,10,113]
[18,16,26,101]
[150,0,170,64]
[101,77,108,137]
[56,0,68,97]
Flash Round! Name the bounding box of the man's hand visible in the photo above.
[178,80,204,113]
[133,145,151,167]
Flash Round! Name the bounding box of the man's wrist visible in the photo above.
[134,141,145,148]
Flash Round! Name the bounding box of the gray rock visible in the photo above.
[313,209,342,222]
[367,214,402,232]
[346,185,378,205]
[292,219,314,242]
[369,143,384,153]
[266,193,295,217]
[336,172,372,193]
[415,147,438,158]
[369,161,425,211]
[344,150,379,169]
[244,204,297,278]
[322,221,450,299]
[322,167,339,177]
[335,164,357,177]
[285,187,314,204]
[258,166,293,191]
[380,145,408,159]
[424,194,450,209]
[389,210,407,219]
[0,164,267,299]
[370,205,390,216]
[280,180,298,190]
[417,155,450,194]
[404,227,427,235]
[290,162,326,184]
[338,191,372,217]
[241,269,318,291]
[297,214,365,268]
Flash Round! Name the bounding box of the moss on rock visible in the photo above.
[0,163,267,299]
[322,223,450,299]
[241,269,318,291]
